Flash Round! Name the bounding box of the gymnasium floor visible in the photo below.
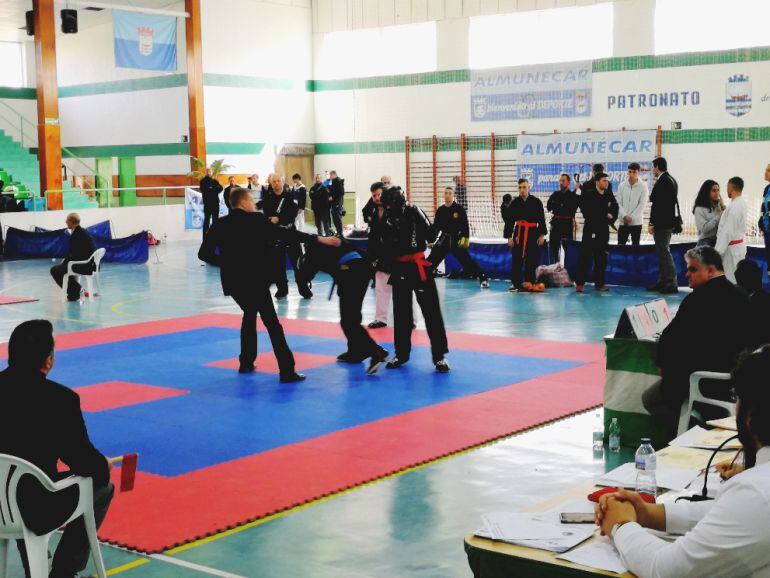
[0,240,680,578]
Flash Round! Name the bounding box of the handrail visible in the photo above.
[42,185,198,210]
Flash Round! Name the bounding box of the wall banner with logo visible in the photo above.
[113,10,177,72]
[470,61,592,122]
[517,130,657,194]
[185,188,227,230]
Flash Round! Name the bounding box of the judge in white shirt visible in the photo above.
[616,162,649,246]
[715,176,748,283]
[596,345,770,578]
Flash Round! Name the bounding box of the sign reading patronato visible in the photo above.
[113,10,177,72]
[517,130,657,193]
[470,61,592,121]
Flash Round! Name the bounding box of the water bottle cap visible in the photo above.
[611,418,618,423]
[641,437,651,443]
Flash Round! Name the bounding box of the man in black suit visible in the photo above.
[50,213,96,302]
[0,320,113,578]
[574,173,619,292]
[223,175,237,212]
[199,167,223,237]
[328,170,345,236]
[643,246,751,440]
[647,157,679,294]
[199,187,339,382]
[309,174,331,236]
[735,258,770,348]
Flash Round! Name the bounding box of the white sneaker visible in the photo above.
[508,284,519,293]
[480,279,490,289]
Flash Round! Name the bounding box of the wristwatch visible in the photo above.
[611,520,632,539]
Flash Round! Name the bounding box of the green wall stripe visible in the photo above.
[310,69,470,92]
[662,127,770,144]
[204,73,305,91]
[207,142,266,155]
[315,141,406,154]
[594,46,770,73]
[58,74,188,98]
[0,87,36,99]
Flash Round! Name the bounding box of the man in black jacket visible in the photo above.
[223,175,237,212]
[504,179,547,292]
[309,174,332,236]
[574,172,619,292]
[50,213,96,302]
[647,157,679,294]
[199,168,223,237]
[577,163,614,197]
[0,320,113,578]
[299,240,389,374]
[735,258,770,349]
[328,170,345,236]
[199,187,339,381]
[262,174,313,300]
[377,187,449,372]
[643,247,751,440]
[547,173,578,262]
[429,187,489,288]
[291,173,307,231]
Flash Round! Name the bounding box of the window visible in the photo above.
[469,4,614,70]
[316,22,436,79]
[0,42,25,87]
[655,0,770,54]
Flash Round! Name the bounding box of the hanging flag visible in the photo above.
[113,10,177,72]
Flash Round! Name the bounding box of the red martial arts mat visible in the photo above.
[0,296,38,305]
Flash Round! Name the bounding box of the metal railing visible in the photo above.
[40,185,194,210]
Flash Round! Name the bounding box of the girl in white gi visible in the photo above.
[715,176,748,283]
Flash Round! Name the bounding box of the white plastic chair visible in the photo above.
[0,454,106,578]
[61,248,106,303]
[677,371,736,435]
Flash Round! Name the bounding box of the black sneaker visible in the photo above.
[337,351,367,363]
[275,290,288,300]
[238,363,256,374]
[279,372,306,383]
[366,348,389,375]
[368,320,387,329]
[435,359,450,373]
[386,357,408,369]
[299,287,313,299]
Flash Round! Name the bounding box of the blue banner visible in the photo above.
[185,187,228,230]
[471,62,592,121]
[518,130,657,194]
[113,10,177,72]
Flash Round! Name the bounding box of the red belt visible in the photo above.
[515,220,539,257]
[393,251,432,281]
[729,239,744,246]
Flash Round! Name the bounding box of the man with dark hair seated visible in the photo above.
[0,320,113,578]
[596,346,770,578]
[735,258,770,348]
[642,246,751,440]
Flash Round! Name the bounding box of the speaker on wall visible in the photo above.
[61,9,78,34]
[25,10,34,36]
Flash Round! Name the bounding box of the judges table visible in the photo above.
[464,424,737,578]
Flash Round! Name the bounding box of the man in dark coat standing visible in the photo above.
[574,172,619,292]
[199,187,339,381]
[50,212,96,302]
[643,246,751,440]
[504,179,547,292]
[0,320,113,578]
[223,175,237,212]
[309,174,332,236]
[648,157,679,294]
[199,167,223,237]
[328,170,345,236]
[547,173,578,262]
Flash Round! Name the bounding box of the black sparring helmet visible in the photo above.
[381,186,406,211]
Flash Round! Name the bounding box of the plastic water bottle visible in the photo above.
[635,438,657,498]
[608,418,621,453]
[592,413,604,451]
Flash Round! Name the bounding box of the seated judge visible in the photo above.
[596,345,770,578]
[0,320,113,578]
[49,213,96,302]
[642,246,751,440]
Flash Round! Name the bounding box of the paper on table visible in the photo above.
[557,537,628,574]
[655,446,717,470]
[474,526,594,554]
[670,426,741,450]
[597,462,701,491]
[706,416,737,431]
[481,512,580,541]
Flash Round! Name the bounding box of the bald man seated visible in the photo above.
[50,213,96,302]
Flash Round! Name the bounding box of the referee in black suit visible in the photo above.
[50,212,96,301]
[199,187,340,382]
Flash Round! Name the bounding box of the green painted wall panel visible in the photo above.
[118,156,137,207]
[94,157,113,208]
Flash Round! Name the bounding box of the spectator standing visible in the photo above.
[199,167,223,237]
[328,170,345,236]
[647,157,679,294]
[616,162,648,246]
[223,175,237,212]
[692,179,724,247]
[715,176,748,283]
[309,174,331,236]
[758,163,770,277]
[574,172,619,293]
[291,173,308,232]
[546,173,578,262]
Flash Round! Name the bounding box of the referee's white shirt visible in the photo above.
[614,446,770,578]
[616,179,649,227]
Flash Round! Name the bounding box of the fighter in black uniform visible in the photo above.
[377,187,449,372]
[262,173,313,299]
[298,240,389,374]
[574,172,619,292]
[429,187,489,288]
[503,179,547,292]
[546,173,578,263]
